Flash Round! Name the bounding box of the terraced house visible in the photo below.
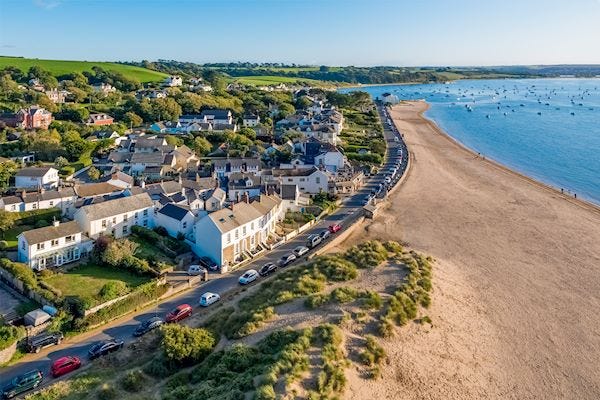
[17,220,93,270]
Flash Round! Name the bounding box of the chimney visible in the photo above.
[178,175,182,184]
[244,191,250,203]
[140,179,146,189]
[52,218,59,227]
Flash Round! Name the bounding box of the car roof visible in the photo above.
[202,292,217,297]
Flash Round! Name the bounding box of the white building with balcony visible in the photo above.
[17,220,92,270]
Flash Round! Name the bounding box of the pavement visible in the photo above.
[0,104,409,395]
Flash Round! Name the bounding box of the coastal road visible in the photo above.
[0,104,408,395]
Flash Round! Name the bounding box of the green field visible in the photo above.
[0,56,167,83]
[231,75,329,86]
[43,263,150,306]
[2,225,32,250]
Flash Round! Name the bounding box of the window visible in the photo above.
[51,239,58,247]
[251,222,254,230]
[65,235,73,243]
[112,217,117,224]
[235,229,239,239]
[122,225,128,234]
[182,221,187,229]
[49,201,54,206]
[134,212,138,219]
[32,203,37,210]
[102,220,107,228]
[143,209,148,216]
[300,178,305,182]
[143,219,148,227]
[227,233,231,243]
[316,177,320,184]
[21,241,25,250]
[242,226,246,235]
[123,214,128,221]
[287,178,293,182]
[11,205,15,211]
[37,243,45,250]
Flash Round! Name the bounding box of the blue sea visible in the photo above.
[341,79,600,205]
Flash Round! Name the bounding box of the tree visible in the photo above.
[55,104,89,123]
[0,160,17,189]
[87,166,101,180]
[193,136,212,156]
[0,211,18,237]
[123,111,142,128]
[54,156,69,168]
[165,135,183,147]
[152,97,182,122]
[61,131,90,160]
[161,324,215,364]
[238,127,256,140]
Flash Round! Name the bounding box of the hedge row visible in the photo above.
[15,208,61,226]
[0,324,25,351]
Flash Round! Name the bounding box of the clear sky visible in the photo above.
[1,0,600,66]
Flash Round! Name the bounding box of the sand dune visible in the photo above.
[343,101,600,400]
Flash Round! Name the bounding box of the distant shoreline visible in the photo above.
[408,100,600,213]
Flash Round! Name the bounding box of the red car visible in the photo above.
[328,223,342,233]
[51,356,81,378]
[166,304,192,323]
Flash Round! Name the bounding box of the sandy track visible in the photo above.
[343,101,600,400]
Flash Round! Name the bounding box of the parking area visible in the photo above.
[0,283,24,319]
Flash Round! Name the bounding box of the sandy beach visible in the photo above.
[343,101,600,400]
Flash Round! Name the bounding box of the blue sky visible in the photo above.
[1,0,600,66]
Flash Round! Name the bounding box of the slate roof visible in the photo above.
[157,203,192,221]
[15,167,54,177]
[280,184,298,200]
[206,194,281,234]
[77,193,153,220]
[130,153,166,164]
[75,182,122,198]
[20,221,81,245]
[200,109,231,119]
[272,166,320,177]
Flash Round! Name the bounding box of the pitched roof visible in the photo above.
[272,166,320,177]
[15,167,55,177]
[200,109,231,119]
[75,182,122,198]
[20,221,81,245]
[130,152,166,164]
[157,203,192,221]
[77,193,153,220]
[204,194,281,234]
[280,184,298,200]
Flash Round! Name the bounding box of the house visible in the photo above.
[243,114,260,127]
[87,130,123,145]
[313,146,345,173]
[200,109,233,125]
[15,167,59,189]
[74,193,155,239]
[17,220,92,270]
[227,172,262,201]
[0,187,76,215]
[192,194,283,270]
[163,75,183,87]
[92,83,117,95]
[101,171,134,189]
[155,203,195,239]
[380,92,400,105]
[136,89,168,100]
[279,184,308,212]
[86,113,114,126]
[28,78,45,92]
[0,106,53,130]
[272,167,329,194]
[45,89,70,104]
[203,187,227,212]
[213,158,261,178]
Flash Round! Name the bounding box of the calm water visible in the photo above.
[341,79,600,205]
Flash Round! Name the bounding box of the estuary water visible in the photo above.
[341,79,600,205]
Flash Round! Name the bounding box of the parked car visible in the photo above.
[165,304,192,323]
[278,253,297,267]
[328,223,342,234]
[133,317,164,337]
[187,264,207,276]
[259,263,277,276]
[319,229,331,240]
[50,356,81,378]
[199,292,220,307]
[1,370,43,399]
[199,256,219,271]
[239,269,259,285]
[293,246,309,257]
[306,234,322,249]
[88,339,124,360]
[26,332,64,353]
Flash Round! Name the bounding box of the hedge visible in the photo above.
[0,258,37,290]
[16,208,61,226]
[0,325,25,351]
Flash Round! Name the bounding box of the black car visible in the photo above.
[26,331,64,353]
[133,317,163,337]
[88,339,124,359]
[199,256,219,271]
[278,253,297,267]
[258,262,277,276]
[2,370,43,399]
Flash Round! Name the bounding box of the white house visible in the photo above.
[204,188,227,212]
[101,171,134,189]
[380,92,400,105]
[213,158,261,178]
[314,148,345,172]
[201,109,233,125]
[15,167,59,189]
[163,75,183,87]
[74,193,154,239]
[192,194,283,270]
[17,220,92,270]
[243,114,260,127]
[0,188,76,215]
[92,83,117,95]
[272,167,329,194]
[155,203,196,239]
[227,173,262,201]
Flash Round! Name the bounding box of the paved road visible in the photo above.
[0,104,408,394]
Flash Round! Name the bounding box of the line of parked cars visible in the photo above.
[2,224,344,399]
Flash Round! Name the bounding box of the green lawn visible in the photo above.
[2,225,32,249]
[130,236,175,270]
[42,264,150,306]
[0,56,167,83]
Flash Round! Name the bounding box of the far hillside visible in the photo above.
[0,56,168,83]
